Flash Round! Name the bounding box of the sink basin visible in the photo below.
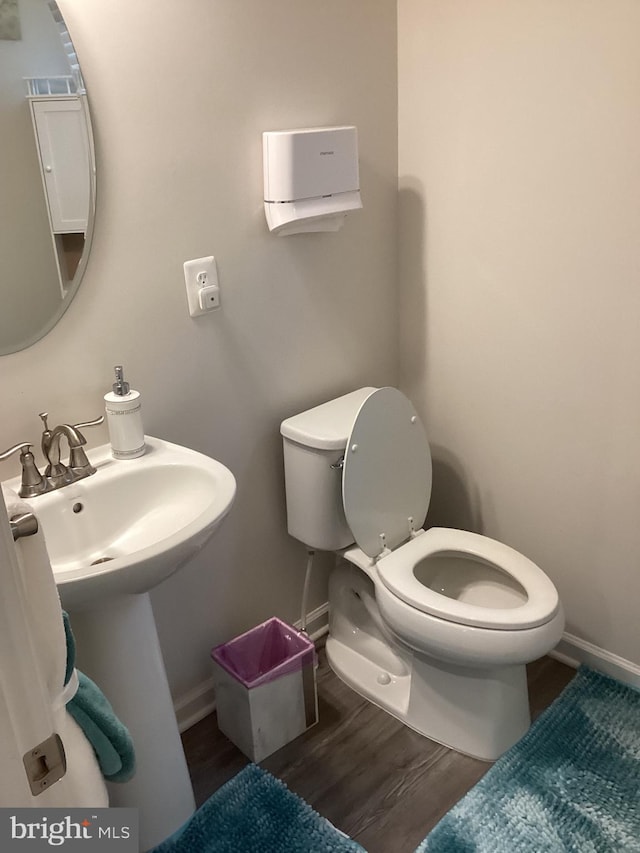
[7,435,236,609]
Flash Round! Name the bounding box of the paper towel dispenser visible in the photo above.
[263,126,362,236]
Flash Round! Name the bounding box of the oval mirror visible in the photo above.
[0,0,95,355]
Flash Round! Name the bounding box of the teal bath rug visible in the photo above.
[152,763,364,853]
[418,666,640,852]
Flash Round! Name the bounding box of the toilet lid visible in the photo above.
[342,387,432,559]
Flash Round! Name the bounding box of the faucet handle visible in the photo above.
[73,415,105,431]
[39,412,50,430]
[0,443,50,498]
[0,441,32,462]
[67,415,104,477]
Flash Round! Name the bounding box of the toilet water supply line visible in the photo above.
[300,549,315,634]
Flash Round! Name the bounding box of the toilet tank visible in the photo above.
[280,388,376,550]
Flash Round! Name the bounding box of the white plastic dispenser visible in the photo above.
[263,126,362,236]
[104,365,145,459]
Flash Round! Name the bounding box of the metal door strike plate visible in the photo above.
[23,733,67,795]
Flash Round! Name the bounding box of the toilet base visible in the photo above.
[326,635,531,761]
[327,562,532,761]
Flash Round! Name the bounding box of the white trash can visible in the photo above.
[211,618,318,762]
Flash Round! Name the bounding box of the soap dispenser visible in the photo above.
[104,365,145,459]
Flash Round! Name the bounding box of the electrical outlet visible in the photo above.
[183,256,221,316]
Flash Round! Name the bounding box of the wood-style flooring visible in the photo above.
[182,651,574,853]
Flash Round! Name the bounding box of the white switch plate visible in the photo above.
[183,256,221,316]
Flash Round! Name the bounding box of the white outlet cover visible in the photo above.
[184,256,220,317]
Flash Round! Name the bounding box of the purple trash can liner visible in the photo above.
[211,617,316,689]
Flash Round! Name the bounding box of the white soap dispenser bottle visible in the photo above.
[104,365,145,459]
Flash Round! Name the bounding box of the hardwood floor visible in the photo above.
[182,651,574,853]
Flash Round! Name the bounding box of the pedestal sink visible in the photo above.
[4,436,236,851]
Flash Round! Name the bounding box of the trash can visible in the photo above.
[211,617,318,762]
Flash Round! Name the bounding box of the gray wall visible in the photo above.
[399,0,640,667]
[0,0,398,701]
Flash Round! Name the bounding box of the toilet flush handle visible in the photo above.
[330,455,344,470]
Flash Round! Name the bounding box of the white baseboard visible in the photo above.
[175,616,640,732]
[549,631,640,689]
[293,601,330,641]
[299,604,640,692]
[174,603,331,733]
[174,676,217,733]
[292,603,640,692]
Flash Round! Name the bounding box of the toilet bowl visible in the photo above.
[280,387,564,760]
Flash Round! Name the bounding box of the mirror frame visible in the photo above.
[0,1,97,356]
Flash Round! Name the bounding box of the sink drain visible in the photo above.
[90,556,115,566]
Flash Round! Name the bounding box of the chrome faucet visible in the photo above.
[40,413,105,488]
[0,413,104,498]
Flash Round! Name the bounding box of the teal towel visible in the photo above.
[62,610,75,686]
[67,672,136,782]
[62,611,136,783]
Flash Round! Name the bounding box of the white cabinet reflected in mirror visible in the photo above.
[0,0,96,355]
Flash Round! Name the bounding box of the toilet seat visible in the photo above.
[341,387,559,632]
[376,527,560,630]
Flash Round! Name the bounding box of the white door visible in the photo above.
[0,492,66,804]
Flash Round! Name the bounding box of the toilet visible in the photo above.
[280,387,564,761]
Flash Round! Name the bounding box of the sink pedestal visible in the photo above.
[70,593,195,852]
